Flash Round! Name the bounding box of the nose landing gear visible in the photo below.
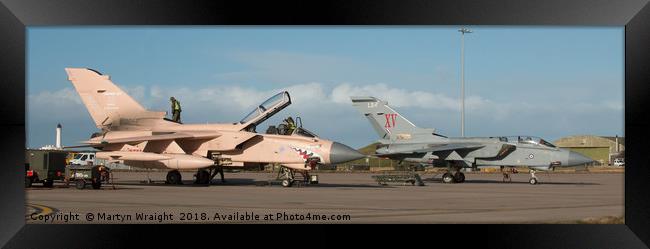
[529,169,538,185]
[278,166,295,187]
[276,165,317,187]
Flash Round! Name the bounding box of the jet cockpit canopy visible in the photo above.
[498,136,556,148]
[240,91,292,131]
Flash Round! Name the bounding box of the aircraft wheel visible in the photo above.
[43,180,54,188]
[167,170,182,184]
[166,171,173,183]
[529,177,538,185]
[195,170,210,185]
[442,173,455,184]
[281,179,293,187]
[75,180,85,190]
[454,172,465,183]
[25,177,32,188]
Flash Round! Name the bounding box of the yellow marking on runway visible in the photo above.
[26,203,56,219]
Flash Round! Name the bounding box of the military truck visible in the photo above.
[25,149,67,187]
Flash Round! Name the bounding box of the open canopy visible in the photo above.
[239,91,292,130]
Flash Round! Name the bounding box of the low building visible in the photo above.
[334,142,400,171]
[553,135,624,165]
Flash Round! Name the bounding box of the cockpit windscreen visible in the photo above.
[293,127,318,138]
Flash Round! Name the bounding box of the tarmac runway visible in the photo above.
[25,171,624,223]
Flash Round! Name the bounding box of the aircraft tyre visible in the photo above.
[195,169,210,185]
[442,173,455,183]
[166,170,182,185]
[281,179,293,187]
[529,177,538,185]
[454,172,465,183]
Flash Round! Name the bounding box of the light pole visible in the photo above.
[458,27,472,137]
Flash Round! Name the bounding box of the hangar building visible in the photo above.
[553,135,624,165]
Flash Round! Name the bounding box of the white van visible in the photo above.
[69,152,95,166]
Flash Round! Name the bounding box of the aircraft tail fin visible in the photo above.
[65,68,164,130]
[351,96,434,140]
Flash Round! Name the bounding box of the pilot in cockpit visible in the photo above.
[284,117,297,135]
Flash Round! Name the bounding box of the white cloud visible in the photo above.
[331,83,493,112]
[122,85,146,102]
[150,85,164,99]
[144,82,489,115]
[28,87,82,106]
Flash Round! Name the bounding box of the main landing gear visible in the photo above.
[166,170,182,185]
[166,166,226,185]
[194,166,225,185]
[441,167,465,184]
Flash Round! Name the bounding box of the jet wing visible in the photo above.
[82,131,222,145]
[416,143,485,153]
[209,131,260,151]
[376,143,485,156]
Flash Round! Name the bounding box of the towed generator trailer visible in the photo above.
[66,164,114,190]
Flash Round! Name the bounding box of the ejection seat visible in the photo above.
[266,125,279,135]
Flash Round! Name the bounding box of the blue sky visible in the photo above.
[27,27,624,148]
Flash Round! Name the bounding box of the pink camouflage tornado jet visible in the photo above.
[64,68,364,187]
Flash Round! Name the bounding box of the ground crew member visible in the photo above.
[284,117,296,135]
[170,97,182,123]
[217,167,225,183]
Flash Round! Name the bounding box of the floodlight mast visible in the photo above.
[458,26,472,137]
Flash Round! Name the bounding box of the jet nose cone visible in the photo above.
[568,151,593,166]
[329,142,365,164]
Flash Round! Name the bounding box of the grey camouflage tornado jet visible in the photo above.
[350,96,593,185]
